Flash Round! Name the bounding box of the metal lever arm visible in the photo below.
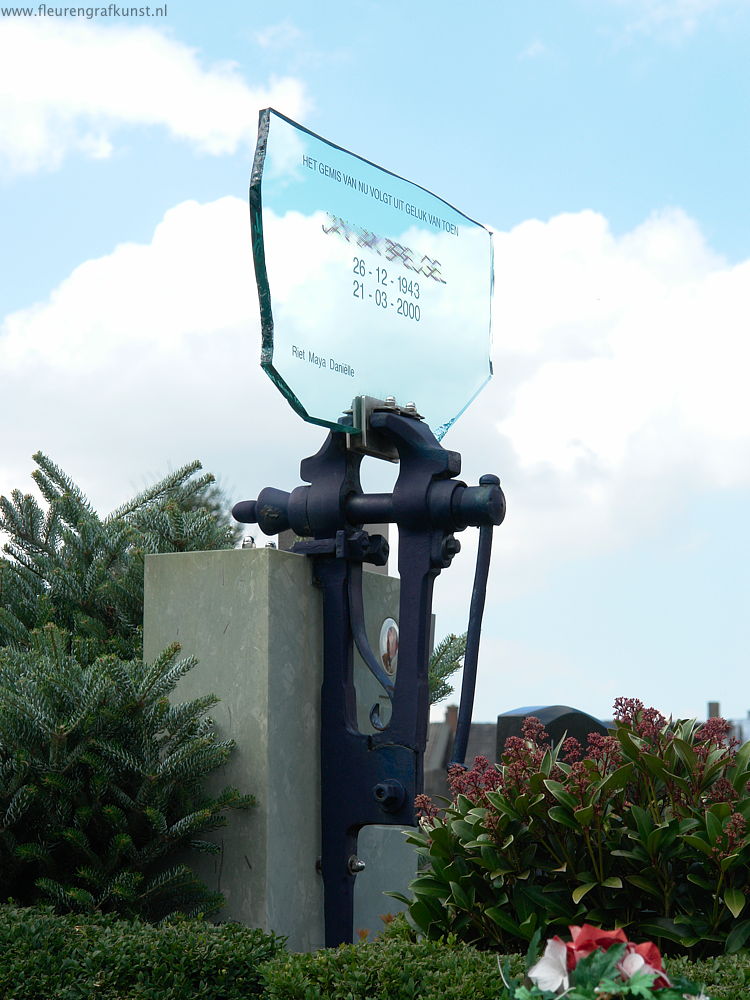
[449,515,495,768]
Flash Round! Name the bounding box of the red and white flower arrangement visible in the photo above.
[500,923,710,999]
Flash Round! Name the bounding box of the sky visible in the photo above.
[0,0,748,728]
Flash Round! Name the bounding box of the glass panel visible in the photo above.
[250,109,493,439]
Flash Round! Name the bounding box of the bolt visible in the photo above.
[479,474,500,486]
[348,855,366,874]
[373,780,406,812]
[384,396,397,407]
[404,401,417,413]
[442,536,461,559]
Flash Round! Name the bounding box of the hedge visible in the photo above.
[1,904,748,1000]
[0,904,284,1000]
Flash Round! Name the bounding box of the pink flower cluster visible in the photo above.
[613,697,668,740]
[528,924,671,993]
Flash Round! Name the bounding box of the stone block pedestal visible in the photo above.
[143,547,416,951]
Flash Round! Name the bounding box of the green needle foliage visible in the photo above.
[0,624,254,920]
[0,455,253,921]
[0,452,238,660]
[428,632,467,706]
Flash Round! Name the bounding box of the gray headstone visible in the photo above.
[496,704,610,760]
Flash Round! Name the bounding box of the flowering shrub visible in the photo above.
[391,700,750,956]
[498,924,709,998]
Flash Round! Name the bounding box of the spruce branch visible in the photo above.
[104,461,206,522]
[428,631,467,706]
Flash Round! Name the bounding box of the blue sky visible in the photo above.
[1,0,748,726]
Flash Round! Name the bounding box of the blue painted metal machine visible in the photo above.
[233,398,504,945]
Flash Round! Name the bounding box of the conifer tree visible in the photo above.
[0,452,237,659]
[0,624,253,920]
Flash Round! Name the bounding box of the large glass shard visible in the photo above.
[250,109,493,439]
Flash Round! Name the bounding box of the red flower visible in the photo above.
[567,923,628,966]
[564,924,671,989]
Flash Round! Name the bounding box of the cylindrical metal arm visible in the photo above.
[231,499,258,523]
[232,488,292,534]
[344,493,393,524]
[233,478,505,537]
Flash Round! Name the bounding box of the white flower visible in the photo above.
[617,947,672,988]
[528,937,570,993]
[618,951,646,978]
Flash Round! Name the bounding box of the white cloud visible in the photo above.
[2,197,749,726]
[607,0,748,38]
[2,197,250,370]
[0,19,308,175]
[491,207,749,490]
[0,195,323,521]
[0,198,750,736]
[416,205,750,635]
[254,20,303,50]
[518,39,548,59]
[1,198,748,597]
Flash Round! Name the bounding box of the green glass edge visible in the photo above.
[249,107,494,440]
[434,372,492,440]
[249,108,358,436]
[435,228,494,439]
